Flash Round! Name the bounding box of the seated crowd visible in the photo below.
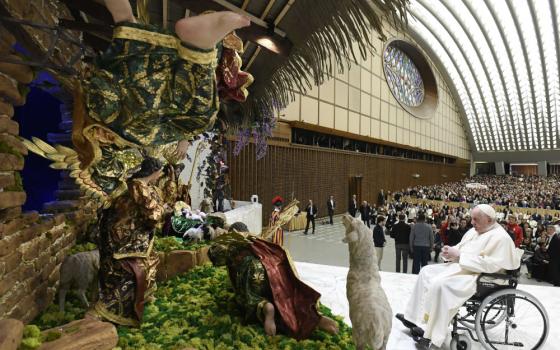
[397,174,560,209]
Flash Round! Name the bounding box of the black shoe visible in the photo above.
[312,232,315,234]
[304,232,308,235]
[396,313,417,329]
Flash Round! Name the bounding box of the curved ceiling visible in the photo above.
[406,0,559,153]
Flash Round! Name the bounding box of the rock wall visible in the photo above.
[0,0,92,323]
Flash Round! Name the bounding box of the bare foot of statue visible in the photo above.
[263,302,277,336]
[104,0,136,23]
[317,316,339,335]
[175,11,250,50]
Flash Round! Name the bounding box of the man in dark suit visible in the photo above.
[359,201,371,228]
[391,214,411,273]
[304,199,318,235]
[545,225,560,286]
[348,194,358,217]
[327,195,335,225]
[377,189,385,206]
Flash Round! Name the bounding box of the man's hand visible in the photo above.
[442,245,460,261]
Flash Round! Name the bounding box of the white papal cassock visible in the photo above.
[404,223,524,347]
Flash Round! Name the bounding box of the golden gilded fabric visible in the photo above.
[208,234,323,339]
[94,179,163,326]
[84,22,219,148]
[208,233,272,323]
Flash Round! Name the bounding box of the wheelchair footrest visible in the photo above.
[412,335,431,348]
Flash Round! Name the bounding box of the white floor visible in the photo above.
[294,261,560,350]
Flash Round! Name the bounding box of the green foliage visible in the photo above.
[19,325,42,350]
[18,337,42,350]
[31,294,88,330]
[43,331,62,342]
[23,264,355,349]
[69,242,98,255]
[22,325,41,338]
[19,324,63,349]
[117,265,355,349]
[154,236,210,253]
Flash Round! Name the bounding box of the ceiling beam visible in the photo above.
[414,1,497,151]
[244,0,278,70]
[550,0,560,148]
[505,0,540,150]
[440,0,514,151]
[409,14,482,151]
[59,0,113,24]
[410,7,488,151]
[462,0,525,151]
[483,1,529,151]
[181,0,292,56]
[528,0,552,150]
[211,0,286,37]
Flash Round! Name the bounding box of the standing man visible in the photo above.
[348,194,358,217]
[327,195,336,225]
[546,224,560,286]
[410,213,433,274]
[391,214,411,273]
[304,199,318,235]
[373,216,387,269]
[359,201,371,228]
[378,189,386,207]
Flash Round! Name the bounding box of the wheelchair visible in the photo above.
[450,269,549,349]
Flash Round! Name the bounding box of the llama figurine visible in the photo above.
[342,214,392,350]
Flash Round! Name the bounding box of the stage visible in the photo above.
[295,262,559,350]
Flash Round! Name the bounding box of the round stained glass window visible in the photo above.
[383,45,425,107]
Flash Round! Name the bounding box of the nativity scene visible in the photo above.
[0,0,554,350]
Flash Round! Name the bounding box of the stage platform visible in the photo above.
[295,262,559,350]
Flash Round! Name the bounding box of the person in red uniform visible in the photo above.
[507,215,523,248]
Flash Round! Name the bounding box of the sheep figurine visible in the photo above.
[342,214,392,350]
[183,226,204,243]
[58,249,100,312]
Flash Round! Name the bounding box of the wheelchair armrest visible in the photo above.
[477,273,510,281]
[478,268,520,279]
[476,270,519,293]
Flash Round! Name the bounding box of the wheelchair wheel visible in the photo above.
[458,299,507,330]
[475,289,549,349]
[450,334,472,350]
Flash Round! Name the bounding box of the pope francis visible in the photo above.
[396,204,523,347]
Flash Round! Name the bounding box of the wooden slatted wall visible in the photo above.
[227,143,469,221]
